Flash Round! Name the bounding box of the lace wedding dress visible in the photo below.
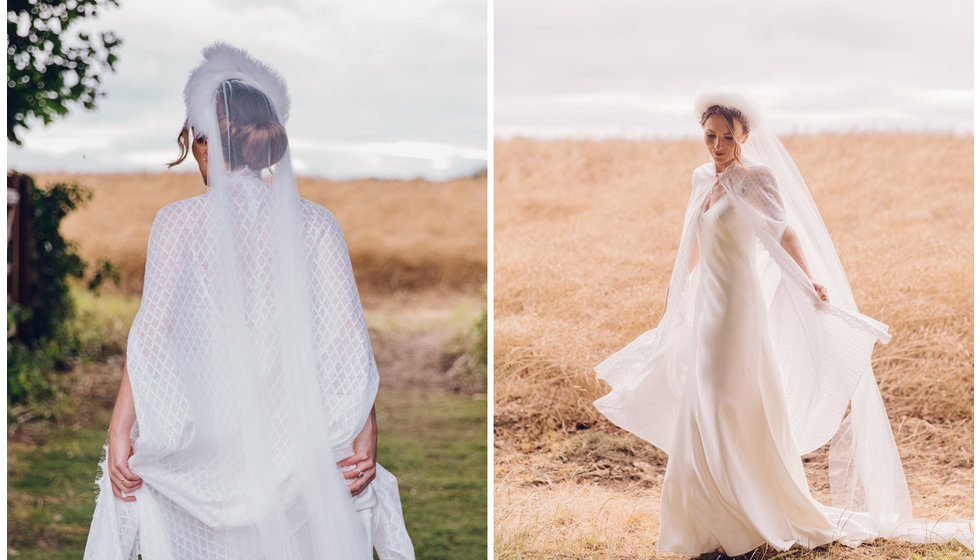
[83,44,415,560]
[595,158,973,555]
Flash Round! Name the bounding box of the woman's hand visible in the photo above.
[108,361,141,501]
[337,405,378,497]
[812,282,829,302]
[107,428,141,501]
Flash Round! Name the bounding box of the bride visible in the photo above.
[83,44,414,559]
[594,92,972,555]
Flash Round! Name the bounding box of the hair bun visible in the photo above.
[238,120,288,170]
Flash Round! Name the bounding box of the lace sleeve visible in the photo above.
[134,205,179,336]
[307,204,379,450]
[739,165,788,240]
[125,199,208,448]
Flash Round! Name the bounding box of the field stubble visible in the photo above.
[493,134,973,558]
[31,171,487,298]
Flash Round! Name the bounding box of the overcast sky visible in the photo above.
[495,0,973,139]
[8,0,487,180]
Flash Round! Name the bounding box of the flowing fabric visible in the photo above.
[84,44,414,560]
[594,134,973,553]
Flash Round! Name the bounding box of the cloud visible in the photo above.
[290,138,488,179]
[8,0,487,180]
[494,0,972,138]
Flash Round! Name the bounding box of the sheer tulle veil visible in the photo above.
[186,44,372,559]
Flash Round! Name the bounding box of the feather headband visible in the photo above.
[694,90,760,129]
[183,42,291,136]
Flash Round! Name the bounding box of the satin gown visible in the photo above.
[657,194,839,555]
[596,162,973,555]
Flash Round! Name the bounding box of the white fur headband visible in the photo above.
[183,42,291,135]
[694,90,760,129]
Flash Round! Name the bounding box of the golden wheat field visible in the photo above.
[29,171,487,300]
[493,134,973,558]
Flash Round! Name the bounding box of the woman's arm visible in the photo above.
[780,225,829,302]
[337,405,378,497]
[107,362,142,501]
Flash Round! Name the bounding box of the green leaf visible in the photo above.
[6,0,122,143]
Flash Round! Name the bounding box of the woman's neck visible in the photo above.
[714,160,738,174]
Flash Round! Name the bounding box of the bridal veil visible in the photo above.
[84,43,414,559]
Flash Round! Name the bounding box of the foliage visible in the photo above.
[8,177,120,406]
[87,258,120,293]
[6,331,58,406]
[447,303,487,393]
[7,0,122,144]
[466,308,488,383]
[20,179,91,345]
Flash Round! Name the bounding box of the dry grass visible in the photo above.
[495,480,661,559]
[495,479,972,560]
[29,171,487,298]
[493,134,973,558]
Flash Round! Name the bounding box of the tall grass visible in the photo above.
[30,172,487,296]
[493,134,973,557]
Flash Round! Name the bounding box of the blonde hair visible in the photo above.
[699,105,750,163]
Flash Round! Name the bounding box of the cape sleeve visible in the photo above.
[125,200,200,455]
[725,165,892,453]
[734,165,788,241]
[307,204,379,455]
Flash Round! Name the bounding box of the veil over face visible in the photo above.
[594,91,973,552]
[84,43,414,560]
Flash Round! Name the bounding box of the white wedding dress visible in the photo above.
[595,161,973,555]
[84,44,415,560]
[84,172,415,560]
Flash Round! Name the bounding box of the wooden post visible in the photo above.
[7,172,33,336]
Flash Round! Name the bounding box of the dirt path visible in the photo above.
[9,306,481,446]
[373,330,459,392]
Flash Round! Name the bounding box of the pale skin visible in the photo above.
[107,132,379,501]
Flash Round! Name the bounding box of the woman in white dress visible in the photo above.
[84,43,414,559]
[594,92,972,556]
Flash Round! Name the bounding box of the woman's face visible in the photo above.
[191,132,208,184]
[703,114,747,170]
